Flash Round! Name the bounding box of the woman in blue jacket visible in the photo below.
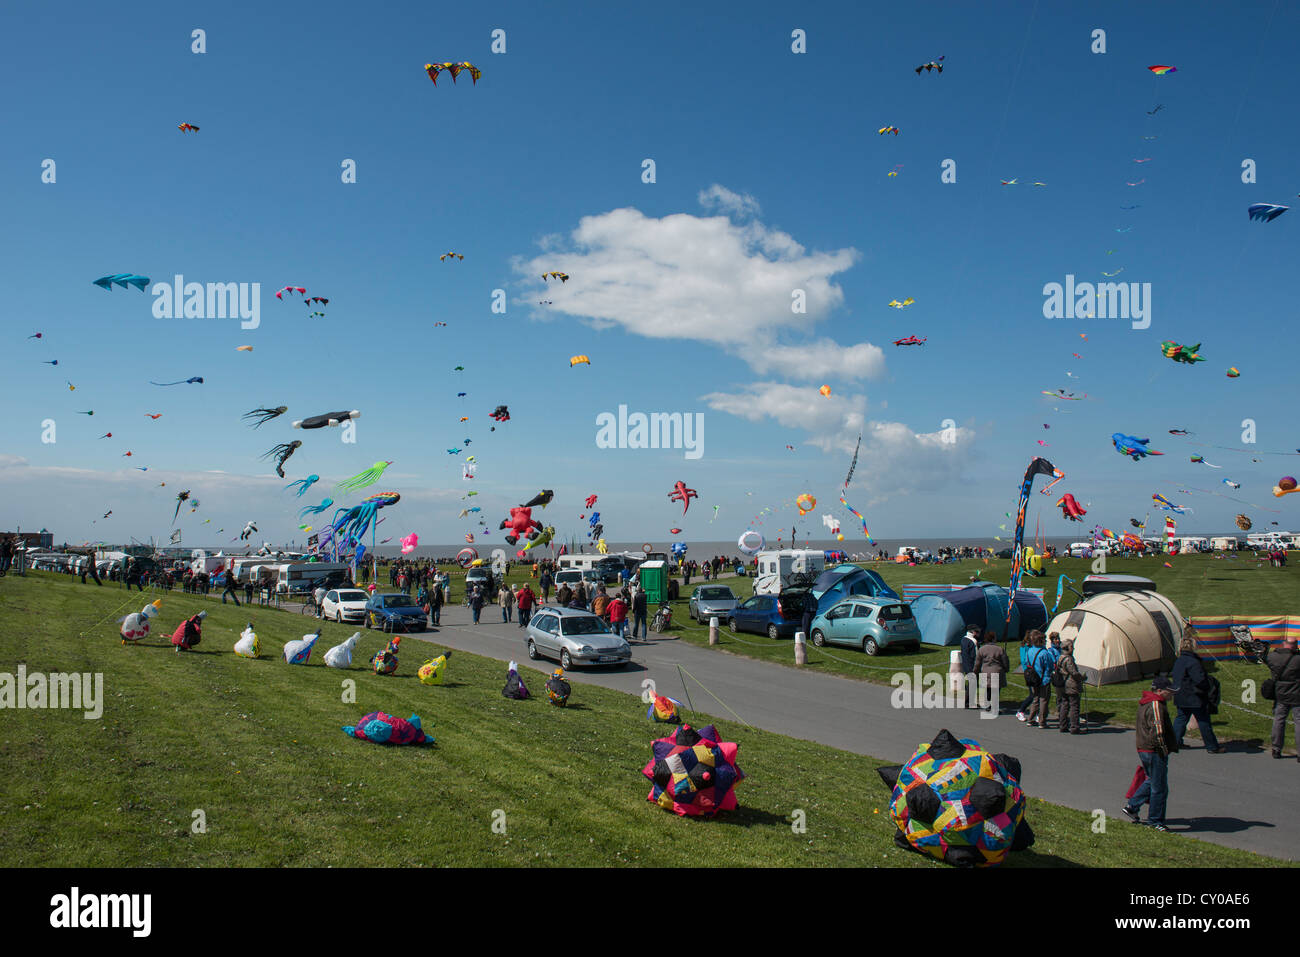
[1170,635,1224,752]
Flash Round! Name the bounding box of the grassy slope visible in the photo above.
[660,554,1296,748]
[0,570,1289,867]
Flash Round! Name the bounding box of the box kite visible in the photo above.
[876,729,1034,867]
[642,723,744,818]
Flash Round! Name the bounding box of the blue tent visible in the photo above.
[1012,590,1048,639]
[809,564,898,615]
[911,583,1021,646]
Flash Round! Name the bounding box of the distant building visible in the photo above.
[3,529,53,548]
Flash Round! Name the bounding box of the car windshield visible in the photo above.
[382,596,415,608]
[561,616,612,636]
[337,591,367,602]
[697,588,732,600]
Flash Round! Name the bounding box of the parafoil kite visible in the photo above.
[93,274,150,291]
[293,410,360,429]
[570,355,590,367]
[877,729,1032,867]
[878,126,899,135]
[1147,65,1177,75]
[1055,493,1087,521]
[542,271,569,282]
[1274,477,1299,498]
[336,461,393,492]
[342,711,434,746]
[178,123,199,133]
[1247,204,1288,223]
[668,481,698,515]
[887,298,915,309]
[439,252,464,261]
[642,723,744,818]
[425,61,481,85]
[285,474,319,496]
[1112,434,1162,460]
[1226,368,1240,377]
[915,56,944,74]
[262,440,302,478]
[1161,341,1204,364]
[275,287,306,300]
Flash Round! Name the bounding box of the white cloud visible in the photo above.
[701,384,975,501]
[516,191,877,376]
[697,184,761,219]
[741,340,886,380]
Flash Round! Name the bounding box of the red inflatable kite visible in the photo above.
[667,481,698,515]
[1055,493,1087,522]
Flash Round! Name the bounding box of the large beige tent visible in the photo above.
[1045,590,1182,685]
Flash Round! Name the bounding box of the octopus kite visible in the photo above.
[262,440,302,479]
[336,461,393,492]
[285,474,319,496]
[243,406,288,428]
[668,481,699,515]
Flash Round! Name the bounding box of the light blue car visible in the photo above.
[809,598,921,656]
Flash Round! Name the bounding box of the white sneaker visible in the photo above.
[1016,712,1027,722]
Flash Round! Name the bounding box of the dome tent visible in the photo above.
[1044,590,1181,685]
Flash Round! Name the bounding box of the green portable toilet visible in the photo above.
[639,560,668,604]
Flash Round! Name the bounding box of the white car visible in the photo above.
[321,588,370,623]
[1067,542,1093,558]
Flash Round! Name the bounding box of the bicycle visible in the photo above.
[300,593,321,616]
[650,603,673,634]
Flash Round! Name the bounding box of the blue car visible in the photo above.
[727,594,800,640]
[364,593,428,633]
[809,597,921,656]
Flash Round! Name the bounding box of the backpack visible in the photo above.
[1051,653,1069,689]
[1022,648,1041,688]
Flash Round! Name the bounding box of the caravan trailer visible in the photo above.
[753,549,827,596]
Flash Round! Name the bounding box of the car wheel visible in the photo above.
[811,629,826,647]
[767,624,779,640]
[527,639,539,660]
[560,649,572,670]
[863,637,879,656]
[335,610,342,623]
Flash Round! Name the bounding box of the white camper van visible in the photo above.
[276,562,351,595]
[753,549,827,596]
[1210,536,1238,551]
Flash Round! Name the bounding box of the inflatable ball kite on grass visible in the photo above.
[341,712,435,747]
[876,728,1034,867]
[642,723,744,818]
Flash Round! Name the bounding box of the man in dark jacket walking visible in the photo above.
[632,588,648,640]
[1121,675,1180,831]
[1171,635,1223,752]
[1266,635,1300,759]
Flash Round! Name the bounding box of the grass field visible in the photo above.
[655,554,1297,748]
[0,569,1291,867]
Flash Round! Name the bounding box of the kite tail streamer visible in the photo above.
[1051,575,1075,615]
[336,461,392,492]
[839,493,874,544]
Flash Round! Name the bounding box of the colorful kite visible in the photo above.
[668,481,698,515]
[285,474,319,496]
[523,489,554,509]
[915,56,944,74]
[887,298,915,309]
[1007,457,1064,617]
[642,723,744,818]
[1056,494,1086,521]
[819,384,832,397]
[342,711,434,746]
[1236,514,1253,531]
[1147,65,1177,75]
[336,461,392,492]
[892,335,926,346]
[878,126,899,135]
[1274,477,1299,498]
[1112,434,1163,460]
[543,271,570,282]
[570,355,590,367]
[1161,341,1204,364]
[425,61,482,85]
[1226,368,1240,377]
[1189,455,1221,468]
[1152,493,1190,514]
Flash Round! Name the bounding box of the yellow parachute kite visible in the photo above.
[570,355,590,367]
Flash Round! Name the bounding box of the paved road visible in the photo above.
[408,602,1296,861]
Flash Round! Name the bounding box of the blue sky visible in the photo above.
[2,0,1298,550]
